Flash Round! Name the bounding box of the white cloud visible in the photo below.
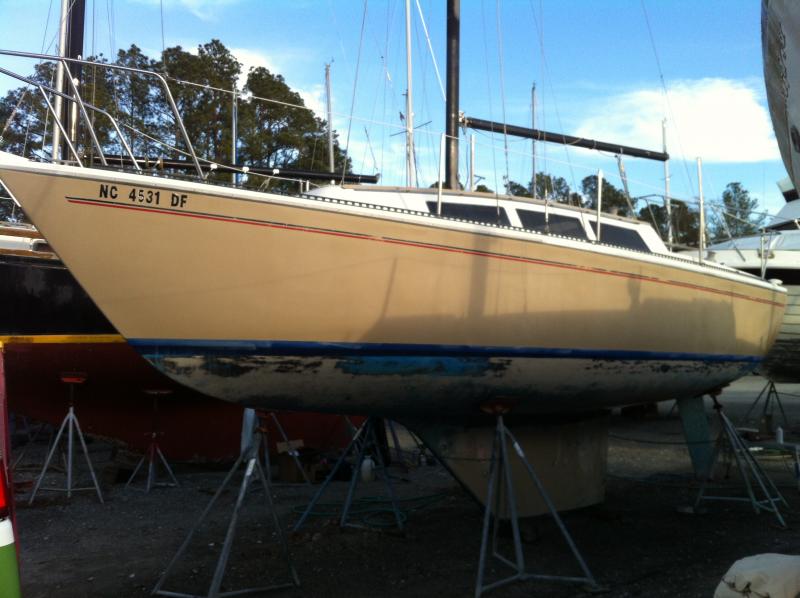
[574,78,780,164]
[298,85,326,120]
[230,47,279,87]
[129,0,242,21]
[230,48,326,120]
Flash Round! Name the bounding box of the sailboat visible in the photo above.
[0,0,786,513]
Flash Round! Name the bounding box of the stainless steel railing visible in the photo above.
[0,49,201,175]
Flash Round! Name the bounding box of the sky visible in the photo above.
[0,0,789,219]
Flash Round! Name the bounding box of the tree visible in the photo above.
[0,40,351,186]
[505,180,531,198]
[580,175,633,217]
[238,66,349,175]
[533,172,577,204]
[710,182,766,241]
[637,200,700,247]
[505,173,580,204]
[0,61,58,159]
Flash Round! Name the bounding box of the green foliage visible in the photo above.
[505,180,531,198]
[0,186,28,224]
[0,61,58,159]
[581,175,633,217]
[709,182,766,241]
[506,173,579,205]
[0,39,351,183]
[637,199,700,247]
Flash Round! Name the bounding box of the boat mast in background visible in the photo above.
[444,0,459,190]
[663,119,672,246]
[531,82,536,198]
[697,157,705,264]
[325,62,335,173]
[51,0,69,161]
[231,87,238,185]
[404,0,417,187]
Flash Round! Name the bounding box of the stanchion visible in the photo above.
[474,401,600,597]
[28,373,103,505]
[126,390,179,493]
[152,408,299,598]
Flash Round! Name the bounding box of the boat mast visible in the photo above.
[325,62,335,173]
[231,86,237,185]
[445,0,459,190]
[663,119,673,247]
[531,82,536,198]
[51,0,85,162]
[404,0,417,187]
[65,0,85,148]
[51,0,69,161]
[697,157,705,264]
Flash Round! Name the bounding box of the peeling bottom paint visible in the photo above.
[334,356,510,376]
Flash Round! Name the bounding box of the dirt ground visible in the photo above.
[9,376,800,598]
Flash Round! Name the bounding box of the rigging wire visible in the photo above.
[341,0,369,184]
[479,0,500,197]
[159,0,166,60]
[640,0,695,196]
[495,0,511,196]
[526,0,581,200]
[378,0,395,182]
[414,0,445,102]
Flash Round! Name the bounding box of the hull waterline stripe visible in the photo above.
[65,196,784,308]
[128,338,763,364]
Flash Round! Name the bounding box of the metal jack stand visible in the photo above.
[694,398,788,528]
[293,416,404,532]
[475,408,600,598]
[744,380,789,428]
[126,390,179,493]
[152,409,299,598]
[257,411,310,485]
[28,373,103,505]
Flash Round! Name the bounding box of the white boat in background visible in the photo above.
[763,0,800,193]
[701,0,800,383]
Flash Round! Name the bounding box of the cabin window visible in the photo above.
[589,220,650,252]
[516,209,589,240]
[426,202,510,227]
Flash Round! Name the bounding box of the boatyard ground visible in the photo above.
[11,375,800,598]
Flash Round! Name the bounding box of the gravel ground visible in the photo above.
[9,376,800,598]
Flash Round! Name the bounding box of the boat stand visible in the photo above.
[125,391,179,493]
[475,412,600,598]
[694,398,788,528]
[152,410,299,598]
[743,380,790,429]
[257,411,310,485]
[10,418,49,471]
[293,416,404,532]
[28,373,103,505]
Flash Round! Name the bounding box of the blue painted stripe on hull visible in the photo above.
[128,338,763,364]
